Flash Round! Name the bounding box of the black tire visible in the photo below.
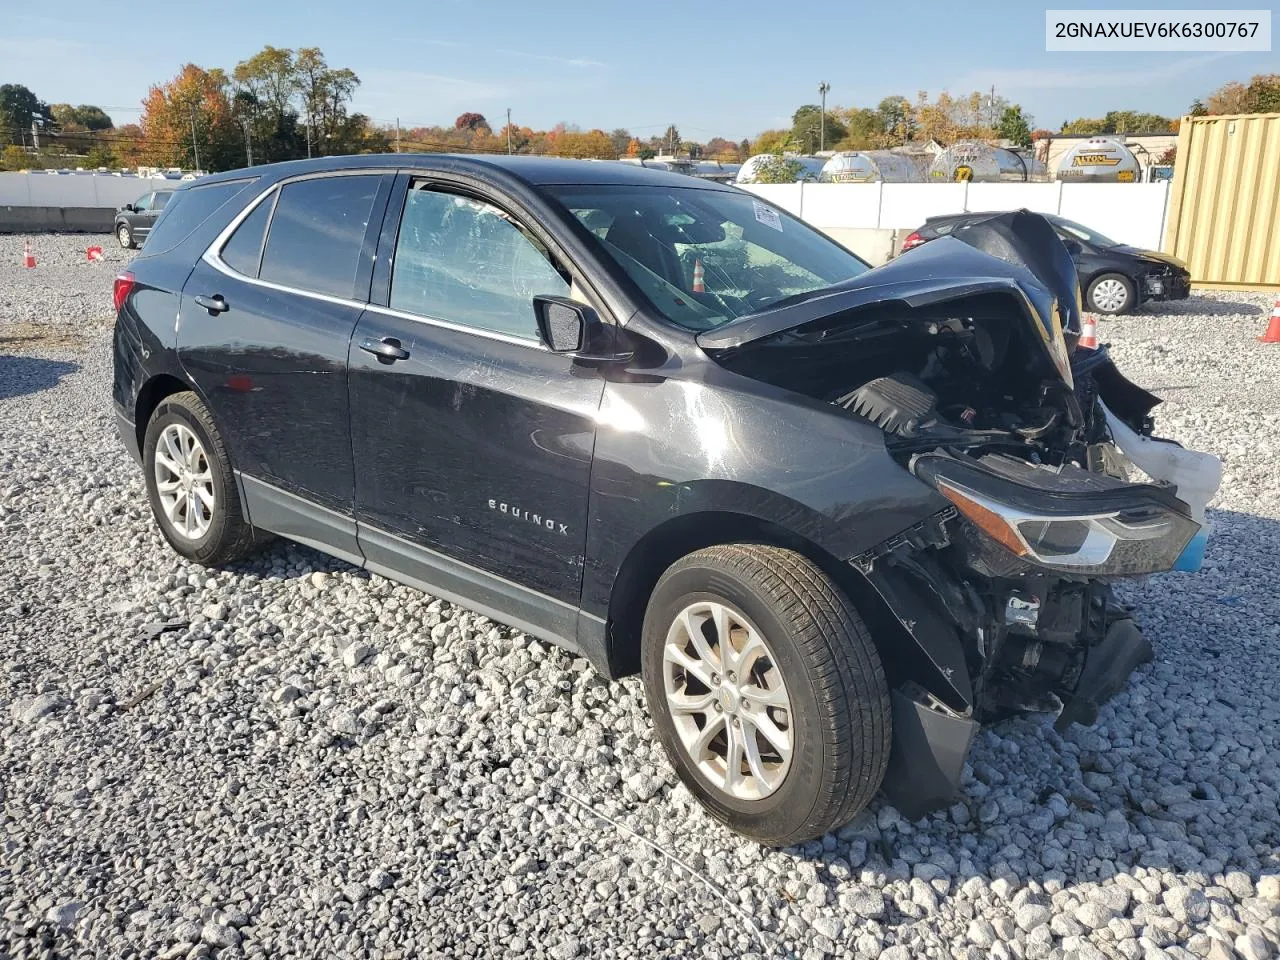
[640,544,891,846]
[117,222,135,249]
[1086,272,1135,315]
[143,391,257,566]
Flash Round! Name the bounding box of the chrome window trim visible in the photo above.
[200,169,553,352]
[363,303,546,350]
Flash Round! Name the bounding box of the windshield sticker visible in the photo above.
[753,201,783,232]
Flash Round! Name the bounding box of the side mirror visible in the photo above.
[123,203,135,212]
[533,295,631,362]
[1063,238,1083,256]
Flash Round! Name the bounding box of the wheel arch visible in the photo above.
[603,510,915,682]
[133,372,193,453]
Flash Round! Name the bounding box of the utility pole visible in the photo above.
[506,108,512,154]
[31,120,40,151]
[188,107,201,173]
[818,82,830,153]
[395,117,401,153]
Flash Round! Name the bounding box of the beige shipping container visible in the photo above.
[1164,113,1280,290]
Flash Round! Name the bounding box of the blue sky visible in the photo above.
[2,2,1274,139]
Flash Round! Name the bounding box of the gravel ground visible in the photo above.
[2,234,1279,960]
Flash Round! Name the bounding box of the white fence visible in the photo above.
[740,181,1173,254]
[0,172,188,209]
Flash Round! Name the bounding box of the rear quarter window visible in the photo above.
[139,178,256,257]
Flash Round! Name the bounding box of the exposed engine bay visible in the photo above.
[705,211,1222,816]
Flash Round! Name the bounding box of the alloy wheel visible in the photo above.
[153,423,215,540]
[661,601,793,800]
[1092,278,1129,312]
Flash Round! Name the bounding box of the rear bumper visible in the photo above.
[115,406,141,465]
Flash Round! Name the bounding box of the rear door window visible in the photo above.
[153,192,171,210]
[259,175,381,299]
[141,178,256,255]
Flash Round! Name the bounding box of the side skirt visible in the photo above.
[235,472,612,675]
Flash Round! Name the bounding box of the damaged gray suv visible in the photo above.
[112,157,1219,844]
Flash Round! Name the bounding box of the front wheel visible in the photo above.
[641,544,891,845]
[143,391,257,566]
[1087,272,1135,315]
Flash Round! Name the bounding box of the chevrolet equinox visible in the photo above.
[112,156,1218,845]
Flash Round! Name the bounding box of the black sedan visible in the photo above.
[901,212,1191,314]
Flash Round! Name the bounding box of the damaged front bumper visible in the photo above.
[859,430,1219,820]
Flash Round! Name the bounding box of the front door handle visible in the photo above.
[193,294,229,314]
[358,336,410,362]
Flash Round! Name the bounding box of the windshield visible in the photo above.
[545,185,871,330]
[1052,217,1120,248]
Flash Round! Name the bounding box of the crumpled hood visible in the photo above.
[698,211,1081,389]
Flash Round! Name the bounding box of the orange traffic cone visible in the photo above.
[1078,313,1098,350]
[1259,295,1280,344]
[22,240,36,268]
[692,258,705,293]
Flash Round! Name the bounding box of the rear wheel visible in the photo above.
[641,544,891,845]
[143,391,257,566]
[117,222,135,249]
[1087,273,1134,315]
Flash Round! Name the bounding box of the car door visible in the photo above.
[142,192,171,237]
[348,176,606,628]
[178,172,392,563]
[128,193,153,233]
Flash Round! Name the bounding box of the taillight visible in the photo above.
[901,231,925,251]
[113,272,135,313]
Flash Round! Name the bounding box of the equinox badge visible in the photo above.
[488,499,568,535]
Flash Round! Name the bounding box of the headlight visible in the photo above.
[915,453,1199,577]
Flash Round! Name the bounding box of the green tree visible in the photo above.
[1060,116,1108,136]
[791,104,845,152]
[0,84,52,135]
[998,105,1033,147]
[751,128,794,155]
[1205,74,1280,114]
[50,103,113,130]
[661,124,681,154]
[84,144,117,168]
[1,144,30,170]
[876,96,915,144]
[835,108,884,150]
[753,155,804,183]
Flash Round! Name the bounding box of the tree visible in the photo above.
[609,128,632,156]
[876,96,915,144]
[751,129,794,155]
[661,124,681,154]
[1157,146,1176,166]
[753,155,804,183]
[835,108,884,150]
[998,105,1033,148]
[703,136,740,160]
[1205,74,1280,114]
[454,111,490,132]
[1188,99,1208,116]
[50,104,113,131]
[233,45,300,162]
[140,63,240,170]
[791,104,846,152]
[1060,116,1108,136]
[0,84,52,136]
[0,144,29,170]
[84,144,117,168]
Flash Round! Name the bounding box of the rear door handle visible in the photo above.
[358,336,410,362]
[193,294,229,314]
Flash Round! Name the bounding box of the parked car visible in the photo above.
[114,189,174,249]
[900,212,1191,314]
[112,157,1216,845]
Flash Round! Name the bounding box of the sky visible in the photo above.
[1,1,1274,140]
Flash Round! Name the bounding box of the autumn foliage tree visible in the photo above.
[139,64,240,170]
